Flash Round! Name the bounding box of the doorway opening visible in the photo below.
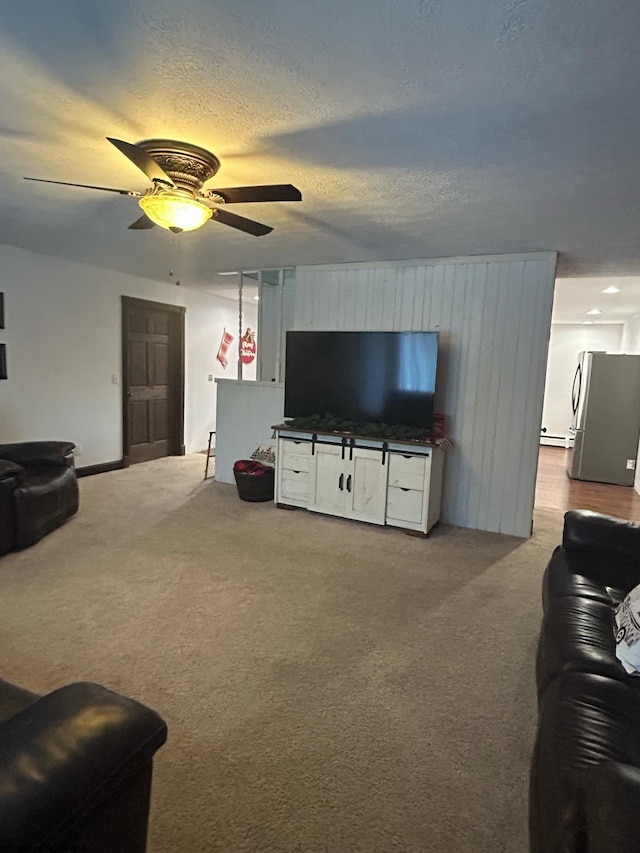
[535,277,640,520]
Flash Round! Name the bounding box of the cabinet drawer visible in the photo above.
[386,486,424,525]
[388,453,426,490]
[281,452,311,473]
[281,469,310,501]
[280,439,311,456]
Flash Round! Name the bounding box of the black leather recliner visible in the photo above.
[0,441,79,555]
[0,677,167,851]
[531,510,640,853]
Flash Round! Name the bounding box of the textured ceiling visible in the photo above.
[1,0,640,289]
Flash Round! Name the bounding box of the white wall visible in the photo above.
[619,315,640,493]
[622,314,640,353]
[0,245,256,467]
[284,253,557,537]
[215,380,284,484]
[541,323,624,442]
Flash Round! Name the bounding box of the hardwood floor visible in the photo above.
[535,446,640,521]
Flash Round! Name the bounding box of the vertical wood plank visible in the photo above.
[499,262,540,533]
[458,263,488,528]
[440,264,470,523]
[485,262,526,532]
[411,267,426,331]
[397,266,416,330]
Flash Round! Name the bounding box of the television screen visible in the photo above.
[284,331,438,429]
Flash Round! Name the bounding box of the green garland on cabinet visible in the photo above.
[286,412,430,441]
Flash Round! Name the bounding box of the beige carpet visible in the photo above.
[0,455,563,852]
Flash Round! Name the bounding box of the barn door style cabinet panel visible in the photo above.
[275,428,444,535]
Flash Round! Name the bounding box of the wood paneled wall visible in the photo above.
[286,253,557,537]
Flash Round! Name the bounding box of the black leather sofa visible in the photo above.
[531,509,640,853]
[0,441,79,555]
[0,677,167,851]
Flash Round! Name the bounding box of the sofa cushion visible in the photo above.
[543,547,630,612]
[0,470,21,557]
[564,510,640,575]
[536,596,632,696]
[0,682,167,850]
[0,442,75,468]
[585,762,640,853]
[0,461,24,483]
[13,466,79,549]
[530,672,640,853]
[0,679,38,725]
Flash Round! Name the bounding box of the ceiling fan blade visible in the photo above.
[128,214,156,230]
[23,177,140,196]
[107,137,175,187]
[211,208,273,236]
[210,184,302,204]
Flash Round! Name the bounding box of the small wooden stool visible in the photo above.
[204,431,216,480]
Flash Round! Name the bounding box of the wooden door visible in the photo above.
[122,297,185,465]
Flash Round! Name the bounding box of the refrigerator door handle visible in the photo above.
[571,364,582,417]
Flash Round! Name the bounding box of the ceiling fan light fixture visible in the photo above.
[139,192,212,231]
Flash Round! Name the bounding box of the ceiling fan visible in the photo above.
[23,137,302,235]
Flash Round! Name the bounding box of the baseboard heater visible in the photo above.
[540,434,571,448]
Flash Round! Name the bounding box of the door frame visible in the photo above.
[121,296,186,466]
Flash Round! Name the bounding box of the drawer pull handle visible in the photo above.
[346,474,352,492]
[293,470,301,474]
[401,487,410,492]
[402,454,413,459]
[338,473,344,491]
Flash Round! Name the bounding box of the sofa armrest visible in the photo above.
[563,510,640,568]
[0,441,76,468]
[0,682,167,848]
[586,761,640,853]
[0,460,23,482]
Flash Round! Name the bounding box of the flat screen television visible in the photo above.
[284,331,439,430]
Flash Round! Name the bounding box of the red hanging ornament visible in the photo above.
[240,327,257,364]
[216,329,234,368]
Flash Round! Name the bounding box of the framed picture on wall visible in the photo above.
[0,344,6,380]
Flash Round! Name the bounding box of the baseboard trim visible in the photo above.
[76,459,126,478]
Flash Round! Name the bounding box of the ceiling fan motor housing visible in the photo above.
[136,139,221,192]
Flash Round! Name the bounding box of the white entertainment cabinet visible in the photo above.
[274,427,444,535]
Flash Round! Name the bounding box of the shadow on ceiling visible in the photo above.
[253,91,640,175]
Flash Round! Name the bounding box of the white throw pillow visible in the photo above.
[614,585,640,674]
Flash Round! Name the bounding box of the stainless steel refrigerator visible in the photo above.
[567,352,640,485]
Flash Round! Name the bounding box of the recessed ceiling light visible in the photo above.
[586,308,602,315]
[602,286,621,294]
[216,271,237,276]
[583,320,594,325]
[253,295,259,301]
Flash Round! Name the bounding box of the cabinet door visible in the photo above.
[309,445,348,517]
[346,448,387,525]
